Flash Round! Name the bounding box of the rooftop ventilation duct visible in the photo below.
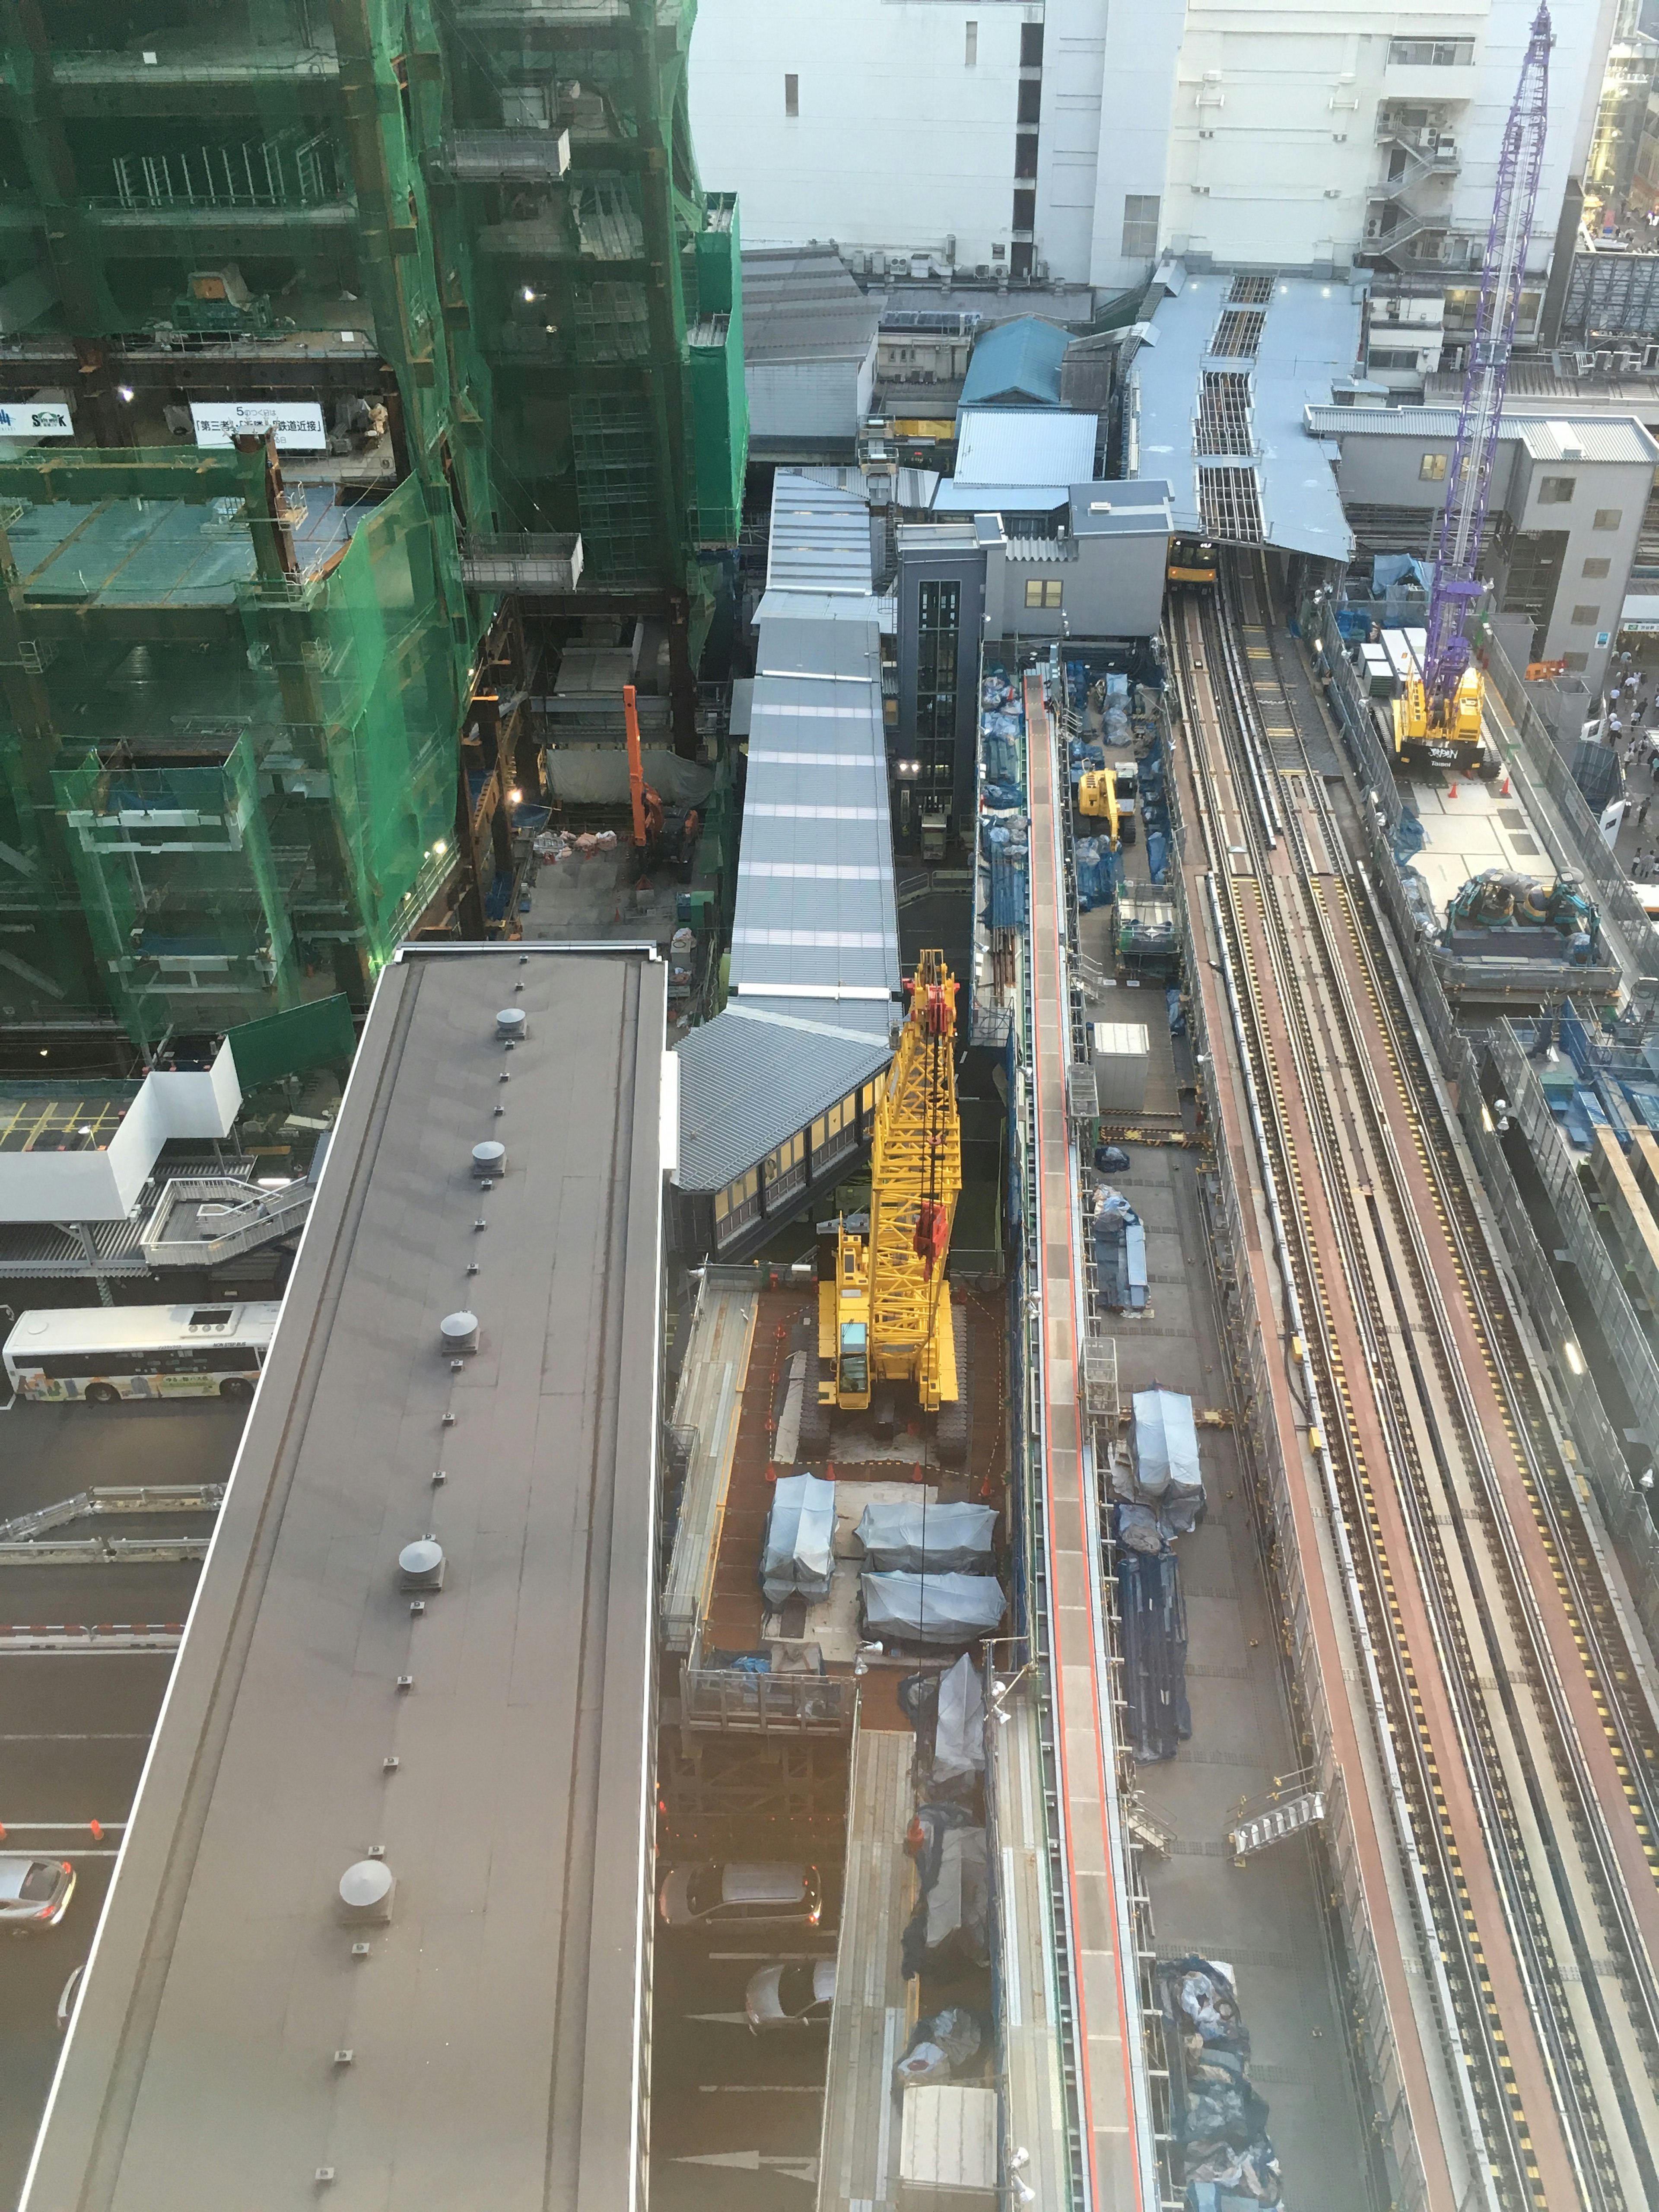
[337,1861,397,1923]
[398,1538,445,1590]
[471,1141,506,1179]
[496,1007,527,1042]
[439,1310,479,1354]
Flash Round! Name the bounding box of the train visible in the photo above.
[1166,534,1219,588]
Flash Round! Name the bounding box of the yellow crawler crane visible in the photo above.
[801,950,968,1465]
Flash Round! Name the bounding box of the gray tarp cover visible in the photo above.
[933,1653,987,1781]
[1131,1388,1202,1503]
[762,1473,836,1605]
[854,1500,998,1575]
[861,1571,1006,1646]
[542,748,716,807]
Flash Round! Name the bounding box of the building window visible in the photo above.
[1583,556,1612,578]
[1419,452,1448,480]
[1370,349,1421,370]
[1014,133,1039,179]
[1122,194,1160,257]
[1024,578,1062,609]
[1563,651,1589,671]
[1536,475,1576,504]
[1594,506,1624,530]
[1388,37,1475,65]
[964,18,977,66]
[1012,188,1036,232]
[991,242,1006,260]
[1017,79,1042,125]
[1010,241,1033,279]
[1570,604,1601,627]
[784,73,798,117]
[1020,23,1044,65]
[916,578,961,801]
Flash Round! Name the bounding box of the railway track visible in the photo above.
[1167,554,1659,2212]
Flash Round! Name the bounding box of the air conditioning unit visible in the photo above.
[1618,347,1642,371]
[1644,342,1659,370]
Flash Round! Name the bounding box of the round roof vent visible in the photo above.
[496,1007,527,1042]
[439,1310,479,1354]
[397,1538,445,1591]
[471,1140,506,1179]
[337,1860,397,1923]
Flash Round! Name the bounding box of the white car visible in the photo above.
[0,1854,74,1934]
[658,1860,822,1931]
[745,1957,836,2033]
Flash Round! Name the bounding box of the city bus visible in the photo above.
[3,1301,282,1404]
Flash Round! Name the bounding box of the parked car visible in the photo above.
[658,1861,821,1931]
[0,1855,74,1933]
[56,1964,84,2031]
[745,1957,836,2032]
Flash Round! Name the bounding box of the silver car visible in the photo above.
[0,1854,74,1933]
[745,1957,836,2033]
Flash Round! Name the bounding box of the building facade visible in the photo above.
[690,0,1614,310]
[0,0,744,1055]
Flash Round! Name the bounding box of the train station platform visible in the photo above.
[21,945,667,2212]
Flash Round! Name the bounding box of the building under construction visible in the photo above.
[0,0,745,1058]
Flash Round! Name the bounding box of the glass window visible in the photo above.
[1594,507,1623,530]
[1583,556,1611,578]
[810,1116,826,1150]
[1025,578,1044,608]
[964,19,976,66]
[714,1185,729,1221]
[1537,475,1576,504]
[1419,453,1448,480]
[1388,37,1474,64]
[1020,22,1044,65]
[916,577,961,801]
[1570,604,1601,627]
[1122,194,1160,257]
[1017,79,1041,125]
[1563,651,1589,671]
[1014,134,1038,180]
[784,73,798,117]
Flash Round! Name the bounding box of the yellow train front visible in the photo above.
[1167,534,1219,587]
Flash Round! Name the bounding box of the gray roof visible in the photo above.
[676,469,899,1192]
[1069,481,1173,535]
[934,479,1069,513]
[24,947,665,2212]
[675,1004,893,1189]
[1130,270,1361,562]
[1305,401,1659,465]
[766,473,877,592]
[954,407,1098,487]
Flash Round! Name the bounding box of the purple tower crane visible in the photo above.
[1421,5,1553,730]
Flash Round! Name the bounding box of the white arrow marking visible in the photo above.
[672,2152,818,2180]
[683,2011,752,2025]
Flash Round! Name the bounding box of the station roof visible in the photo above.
[959,315,1071,408]
[742,246,881,365]
[22,946,666,2212]
[1129,266,1361,564]
[1305,401,1659,466]
[954,407,1098,487]
[674,469,899,1198]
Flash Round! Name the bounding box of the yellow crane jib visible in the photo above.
[812,951,965,1444]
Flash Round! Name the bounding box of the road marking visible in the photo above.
[696,2085,824,2094]
[673,2152,818,2179]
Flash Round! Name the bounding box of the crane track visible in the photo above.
[1166,553,1659,2212]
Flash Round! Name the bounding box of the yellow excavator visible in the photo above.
[799,950,968,1466]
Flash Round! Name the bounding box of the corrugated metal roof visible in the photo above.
[674,1006,892,1189]
[1304,402,1659,464]
[933,479,1069,513]
[954,408,1097,487]
[677,466,899,1192]
[766,470,875,594]
[1131,274,1360,563]
[960,316,1070,409]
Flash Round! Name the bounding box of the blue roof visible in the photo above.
[960,316,1070,409]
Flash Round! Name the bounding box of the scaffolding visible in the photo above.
[0,0,745,1051]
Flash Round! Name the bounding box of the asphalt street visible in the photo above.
[0,1394,246,2209]
[650,1936,837,2210]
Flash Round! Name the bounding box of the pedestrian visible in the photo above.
[1651,751,1659,784]
[1610,711,1624,741]
[1640,797,1652,829]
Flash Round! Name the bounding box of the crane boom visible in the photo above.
[1422,5,1552,724]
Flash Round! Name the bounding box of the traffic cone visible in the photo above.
[1449,782,1458,799]
[1500,775,1510,796]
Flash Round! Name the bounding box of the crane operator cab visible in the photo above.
[1078,761,1138,845]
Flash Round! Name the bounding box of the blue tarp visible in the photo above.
[1116,1544,1190,1761]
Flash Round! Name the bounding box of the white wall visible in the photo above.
[689,0,1030,270]
[0,1041,242,1224]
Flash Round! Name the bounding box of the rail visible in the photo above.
[1172,554,1659,2212]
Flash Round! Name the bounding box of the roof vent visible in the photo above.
[439,1310,479,1355]
[397,1538,445,1590]
[471,1140,506,1179]
[496,1007,527,1042]
[337,1859,397,1923]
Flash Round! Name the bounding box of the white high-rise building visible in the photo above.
[690,1,1616,309]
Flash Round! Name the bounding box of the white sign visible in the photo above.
[0,400,73,438]
[190,400,326,452]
